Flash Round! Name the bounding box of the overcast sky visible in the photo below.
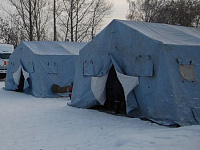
[103,0,129,28]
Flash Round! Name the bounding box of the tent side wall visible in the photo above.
[28,54,78,98]
[70,56,99,108]
[116,22,200,125]
[160,45,200,125]
[110,20,200,125]
[124,42,200,125]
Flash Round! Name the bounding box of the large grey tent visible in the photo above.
[5,41,86,97]
[69,20,200,126]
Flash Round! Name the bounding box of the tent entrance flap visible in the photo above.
[91,65,139,113]
[91,74,108,105]
[13,65,30,92]
[13,65,22,85]
[116,71,139,100]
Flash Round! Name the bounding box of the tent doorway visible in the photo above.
[91,65,139,115]
[91,65,126,115]
[16,70,24,92]
[104,65,126,114]
[13,65,30,93]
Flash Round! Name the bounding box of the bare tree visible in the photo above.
[5,0,52,41]
[90,0,112,39]
[58,0,112,42]
[126,0,166,22]
[126,0,200,27]
[53,0,57,41]
[0,14,25,47]
[1,0,112,43]
[28,0,33,40]
[59,0,94,42]
[0,17,15,45]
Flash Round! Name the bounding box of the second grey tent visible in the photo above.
[69,20,200,126]
[5,41,86,98]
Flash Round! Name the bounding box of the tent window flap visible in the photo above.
[179,65,195,81]
[83,60,94,76]
[47,62,57,74]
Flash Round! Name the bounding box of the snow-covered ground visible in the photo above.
[0,81,200,150]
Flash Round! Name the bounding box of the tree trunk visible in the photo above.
[29,0,33,41]
[53,0,57,41]
[70,0,74,42]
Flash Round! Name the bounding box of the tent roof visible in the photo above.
[21,41,87,55]
[118,20,200,46]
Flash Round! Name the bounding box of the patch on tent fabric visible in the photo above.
[177,58,196,81]
[179,65,195,81]
[83,60,94,76]
[133,55,153,77]
[47,62,57,74]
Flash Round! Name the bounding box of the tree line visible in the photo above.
[126,0,200,28]
[1,0,199,48]
[0,0,112,47]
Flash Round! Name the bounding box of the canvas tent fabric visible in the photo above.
[5,41,86,98]
[69,19,200,126]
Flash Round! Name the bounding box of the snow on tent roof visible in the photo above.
[119,20,200,46]
[22,41,87,55]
